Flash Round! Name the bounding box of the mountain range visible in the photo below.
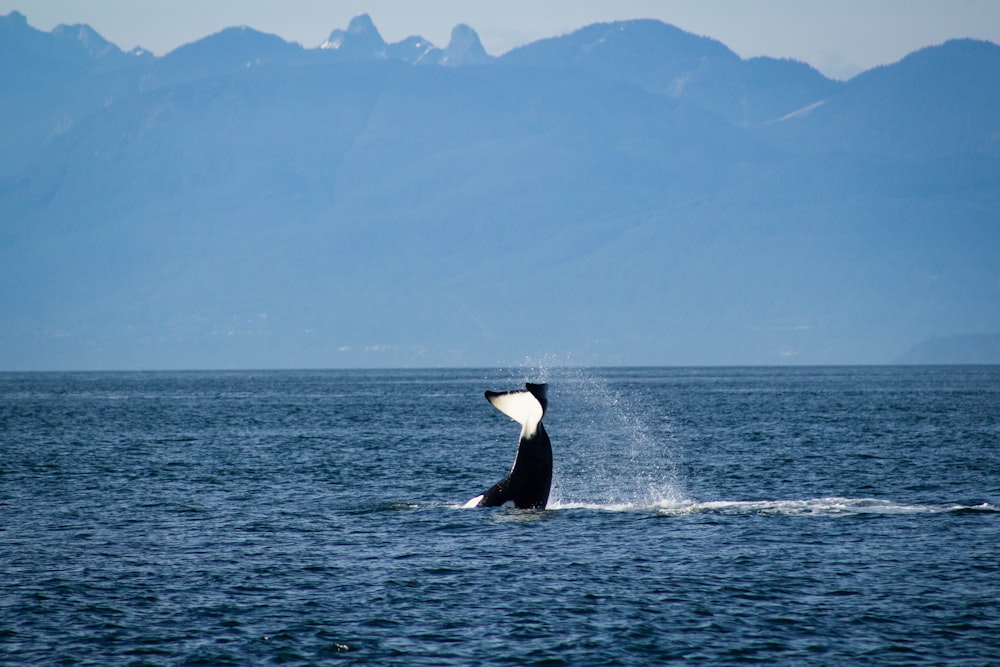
[1,10,998,369]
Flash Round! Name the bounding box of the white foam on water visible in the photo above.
[546,500,650,512]
[545,497,998,516]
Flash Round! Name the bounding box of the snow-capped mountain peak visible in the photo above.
[321,13,386,58]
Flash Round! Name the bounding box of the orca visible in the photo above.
[464,383,552,510]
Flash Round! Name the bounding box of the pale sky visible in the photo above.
[4,0,1000,79]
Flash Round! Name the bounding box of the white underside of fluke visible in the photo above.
[487,390,543,439]
[462,494,484,508]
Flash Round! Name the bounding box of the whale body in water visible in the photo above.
[464,382,552,510]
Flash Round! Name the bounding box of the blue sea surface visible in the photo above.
[2,366,998,665]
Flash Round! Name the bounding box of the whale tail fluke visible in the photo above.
[485,383,547,438]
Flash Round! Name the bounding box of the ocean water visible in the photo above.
[1,366,998,665]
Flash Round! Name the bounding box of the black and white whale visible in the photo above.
[464,382,552,510]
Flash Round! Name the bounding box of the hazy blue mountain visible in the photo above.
[0,10,147,92]
[319,13,388,59]
[49,22,124,60]
[500,19,740,78]
[499,19,839,124]
[1,11,998,369]
[386,36,440,65]
[772,38,1000,158]
[440,24,494,65]
[317,13,492,66]
[156,25,306,84]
